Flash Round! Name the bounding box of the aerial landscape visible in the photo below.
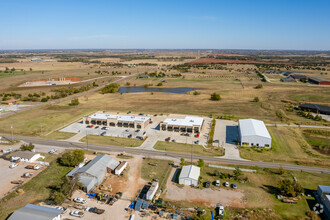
[0,1,330,220]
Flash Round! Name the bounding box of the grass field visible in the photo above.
[80,135,144,147]
[141,158,172,189]
[44,131,76,140]
[154,141,225,156]
[239,127,330,167]
[200,163,330,219]
[0,161,72,219]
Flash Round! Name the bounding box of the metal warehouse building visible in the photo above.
[160,116,204,133]
[68,154,120,192]
[178,165,200,186]
[238,119,271,148]
[83,113,151,129]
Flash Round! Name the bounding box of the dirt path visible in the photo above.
[110,156,146,219]
[164,168,246,208]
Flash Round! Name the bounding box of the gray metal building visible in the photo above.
[8,204,63,220]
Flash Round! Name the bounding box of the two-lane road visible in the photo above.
[2,134,330,174]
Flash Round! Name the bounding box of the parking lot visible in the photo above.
[60,113,212,150]
[0,158,43,199]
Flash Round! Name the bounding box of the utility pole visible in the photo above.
[10,125,13,142]
[86,130,89,151]
[191,142,193,164]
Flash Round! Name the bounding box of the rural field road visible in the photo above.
[0,74,137,119]
[2,134,330,175]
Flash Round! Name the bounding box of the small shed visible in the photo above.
[115,161,128,175]
[178,165,200,187]
[146,181,158,200]
[134,199,143,211]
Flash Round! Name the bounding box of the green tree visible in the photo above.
[253,97,260,102]
[180,158,186,166]
[255,84,263,89]
[210,92,221,101]
[157,82,163,86]
[278,179,304,197]
[60,149,85,167]
[233,168,243,179]
[20,143,35,151]
[197,159,205,168]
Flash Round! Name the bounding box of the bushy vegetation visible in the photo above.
[20,143,35,151]
[59,149,85,167]
[210,93,221,101]
[100,83,120,94]
[255,84,263,89]
[278,179,304,197]
[208,119,216,144]
[69,98,79,106]
[297,111,323,121]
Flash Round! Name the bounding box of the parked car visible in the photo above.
[172,139,176,142]
[89,125,94,128]
[95,126,99,129]
[48,149,57,154]
[205,181,211,188]
[165,137,171,142]
[128,134,132,138]
[86,125,90,128]
[232,183,237,189]
[195,133,200,138]
[216,203,224,216]
[135,129,140,132]
[100,131,106,136]
[149,121,153,124]
[55,206,67,213]
[224,182,229,187]
[9,163,18,169]
[70,210,84,218]
[195,140,199,144]
[73,197,87,204]
[25,165,40,170]
[86,207,105,214]
[215,180,220,187]
[125,129,129,132]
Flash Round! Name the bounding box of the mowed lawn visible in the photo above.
[239,127,330,167]
[141,158,172,190]
[80,135,144,147]
[153,141,225,156]
[201,164,330,219]
[0,161,72,219]
[0,104,93,136]
[44,131,76,140]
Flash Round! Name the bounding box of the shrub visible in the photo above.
[255,84,263,89]
[69,98,79,106]
[20,143,35,151]
[210,93,221,101]
[193,90,200,95]
[157,82,163,86]
[197,159,205,168]
[278,179,304,197]
[253,97,260,102]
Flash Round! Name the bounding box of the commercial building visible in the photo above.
[316,185,330,218]
[238,119,272,148]
[83,113,151,129]
[68,154,120,192]
[308,77,330,85]
[178,165,200,186]
[160,116,204,133]
[115,161,128,175]
[299,103,330,115]
[290,74,308,80]
[11,151,44,163]
[8,204,63,220]
[146,181,159,201]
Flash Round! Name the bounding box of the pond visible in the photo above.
[118,86,201,94]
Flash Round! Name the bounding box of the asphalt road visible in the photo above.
[0,74,137,119]
[2,134,330,175]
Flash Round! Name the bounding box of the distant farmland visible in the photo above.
[189,58,295,65]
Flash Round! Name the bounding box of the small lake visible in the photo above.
[118,86,201,94]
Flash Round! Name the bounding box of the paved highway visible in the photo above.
[2,134,330,175]
[0,74,137,119]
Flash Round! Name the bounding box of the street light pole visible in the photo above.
[86,130,88,151]
[10,125,13,142]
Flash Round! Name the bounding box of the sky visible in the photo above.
[1,0,330,50]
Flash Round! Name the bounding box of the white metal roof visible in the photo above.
[163,116,204,127]
[239,119,271,139]
[179,165,200,181]
[8,204,63,220]
[89,113,150,123]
